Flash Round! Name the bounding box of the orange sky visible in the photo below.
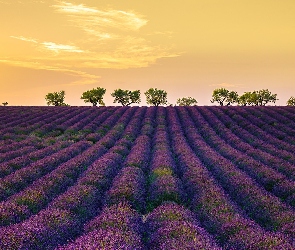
[1,0,295,106]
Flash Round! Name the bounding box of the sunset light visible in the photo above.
[1,2,295,248]
[0,0,295,105]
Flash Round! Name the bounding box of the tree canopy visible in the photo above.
[238,92,253,106]
[45,91,66,106]
[144,88,167,106]
[176,97,198,106]
[2,102,8,106]
[81,87,106,106]
[111,89,141,106]
[252,89,278,106]
[211,88,239,106]
[287,96,295,106]
[238,89,278,106]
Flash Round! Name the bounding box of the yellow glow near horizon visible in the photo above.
[0,0,295,106]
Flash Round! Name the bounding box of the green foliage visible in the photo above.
[252,89,278,106]
[238,92,253,106]
[211,88,229,106]
[153,167,173,177]
[176,97,198,106]
[2,102,8,106]
[45,91,67,106]
[144,88,167,106]
[211,88,239,106]
[286,96,295,106]
[226,91,239,106]
[81,87,106,106]
[111,89,141,106]
[239,89,278,106]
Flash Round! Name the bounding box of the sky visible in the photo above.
[0,0,295,106]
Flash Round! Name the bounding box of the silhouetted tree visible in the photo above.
[252,89,278,106]
[45,91,66,106]
[238,89,277,106]
[111,89,141,106]
[211,88,239,106]
[211,88,229,106]
[226,91,239,106]
[238,92,253,106]
[81,87,106,106]
[287,96,295,106]
[145,88,167,106]
[176,97,198,106]
[2,102,8,106]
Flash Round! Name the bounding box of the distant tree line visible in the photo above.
[211,88,283,106]
[45,88,176,107]
[36,87,295,107]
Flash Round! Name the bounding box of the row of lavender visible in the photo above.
[0,106,295,249]
[0,106,117,145]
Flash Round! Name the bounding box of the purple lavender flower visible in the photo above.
[146,202,221,250]
[0,208,80,249]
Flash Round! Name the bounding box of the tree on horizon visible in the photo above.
[45,91,67,106]
[176,97,198,106]
[287,96,295,106]
[81,87,106,106]
[111,89,141,106]
[211,88,239,106]
[145,88,167,106]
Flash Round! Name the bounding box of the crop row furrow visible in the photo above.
[170,107,293,249]
[1,107,77,135]
[0,107,136,225]
[0,141,71,178]
[0,141,92,225]
[1,106,295,249]
[209,107,295,168]
[57,202,144,250]
[145,202,221,249]
[0,107,128,201]
[0,141,91,202]
[101,109,150,213]
[143,107,222,248]
[64,108,155,248]
[1,108,76,139]
[194,107,295,205]
[227,107,295,146]
[32,107,98,137]
[245,107,295,137]
[43,107,146,247]
[0,146,37,163]
[0,107,146,249]
[0,138,40,153]
[275,107,295,122]
[212,107,295,154]
[179,107,295,239]
[0,107,49,128]
[146,107,185,212]
[263,107,295,130]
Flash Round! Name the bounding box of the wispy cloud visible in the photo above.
[10,36,38,43]
[53,2,98,14]
[3,1,178,87]
[11,36,85,54]
[0,58,100,86]
[49,1,178,68]
[41,42,84,53]
[52,1,148,32]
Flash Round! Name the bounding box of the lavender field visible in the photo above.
[1,106,295,249]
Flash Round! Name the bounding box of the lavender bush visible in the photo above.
[0,106,295,249]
